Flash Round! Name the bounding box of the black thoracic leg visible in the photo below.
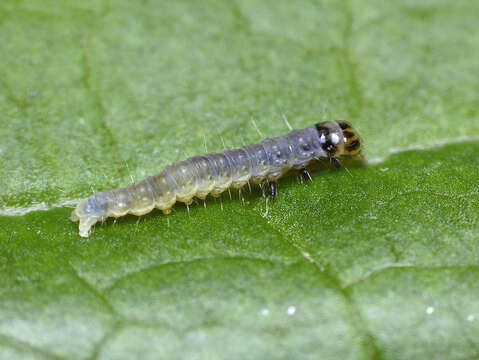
[331,157,341,169]
[269,181,277,202]
[299,168,312,181]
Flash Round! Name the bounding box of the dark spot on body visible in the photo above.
[347,139,360,152]
[342,130,356,139]
[315,124,330,135]
[338,121,351,130]
[323,142,337,154]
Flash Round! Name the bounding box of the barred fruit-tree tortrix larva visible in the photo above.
[71,121,362,237]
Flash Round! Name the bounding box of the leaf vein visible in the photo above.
[0,333,66,360]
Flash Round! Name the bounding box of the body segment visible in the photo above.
[72,121,361,237]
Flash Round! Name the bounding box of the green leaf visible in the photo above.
[1,1,478,359]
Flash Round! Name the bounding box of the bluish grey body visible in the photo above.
[71,121,361,237]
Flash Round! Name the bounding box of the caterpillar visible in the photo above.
[71,121,361,237]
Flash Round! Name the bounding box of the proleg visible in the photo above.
[71,121,362,237]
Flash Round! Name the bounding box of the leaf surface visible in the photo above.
[1,1,478,359]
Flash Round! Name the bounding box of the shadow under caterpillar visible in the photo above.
[71,121,362,237]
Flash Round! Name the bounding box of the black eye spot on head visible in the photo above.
[315,122,338,156]
[322,141,337,154]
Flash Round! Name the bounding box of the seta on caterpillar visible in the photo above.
[71,121,362,237]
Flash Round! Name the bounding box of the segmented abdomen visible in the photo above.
[72,126,326,236]
[102,127,320,217]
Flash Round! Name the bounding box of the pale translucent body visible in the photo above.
[71,124,345,237]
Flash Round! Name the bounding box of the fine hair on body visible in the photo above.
[71,121,361,237]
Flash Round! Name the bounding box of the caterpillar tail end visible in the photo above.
[71,197,106,238]
[71,207,99,238]
[71,213,96,238]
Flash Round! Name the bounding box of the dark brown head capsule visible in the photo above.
[315,121,361,157]
[337,121,361,156]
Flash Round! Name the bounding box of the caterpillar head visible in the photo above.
[315,121,361,157]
